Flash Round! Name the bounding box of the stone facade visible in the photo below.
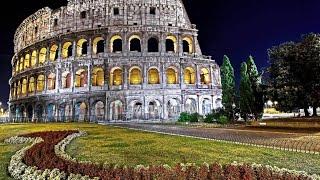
[9,0,222,122]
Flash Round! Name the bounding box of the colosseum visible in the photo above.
[9,0,222,123]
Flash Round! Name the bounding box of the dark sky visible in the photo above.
[1,0,320,107]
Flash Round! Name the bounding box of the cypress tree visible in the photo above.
[239,62,252,121]
[220,55,236,120]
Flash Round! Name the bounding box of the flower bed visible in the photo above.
[5,131,320,180]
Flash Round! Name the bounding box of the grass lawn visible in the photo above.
[0,123,320,179]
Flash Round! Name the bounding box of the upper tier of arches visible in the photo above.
[13,34,198,75]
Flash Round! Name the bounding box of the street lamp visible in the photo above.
[232,103,236,122]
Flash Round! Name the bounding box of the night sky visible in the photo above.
[1,0,320,108]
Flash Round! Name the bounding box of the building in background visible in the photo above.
[9,0,222,122]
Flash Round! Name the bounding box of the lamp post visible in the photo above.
[232,103,236,122]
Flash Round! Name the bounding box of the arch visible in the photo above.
[148,37,159,52]
[148,100,162,119]
[94,101,105,120]
[166,67,178,84]
[110,67,122,86]
[93,37,105,54]
[92,67,104,86]
[28,77,35,93]
[17,81,21,97]
[37,75,45,92]
[75,102,87,122]
[129,35,141,52]
[77,39,88,57]
[47,73,56,90]
[22,78,28,95]
[49,44,59,61]
[110,35,122,53]
[148,68,160,84]
[184,67,196,84]
[47,103,56,122]
[167,98,180,119]
[183,37,193,54]
[62,42,73,59]
[27,105,33,120]
[185,98,197,114]
[31,51,37,67]
[200,68,211,85]
[110,100,123,120]
[19,57,24,71]
[75,69,88,87]
[129,67,142,85]
[202,98,212,115]
[39,48,47,64]
[24,54,30,69]
[35,104,44,120]
[130,101,143,120]
[62,72,71,88]
[166,35,177,53]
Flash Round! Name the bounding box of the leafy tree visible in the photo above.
[239,62,252,121]
[220,55,236,120]
[246,56,264,120]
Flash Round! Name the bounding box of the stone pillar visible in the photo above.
[72,40,76,60]
[88,37,92,58]
[123,65,128,90]
[58,42,62,61]
[88,65,92,90]
[162,63,166,88]
[196,64,201,87]
[143,64,147,89]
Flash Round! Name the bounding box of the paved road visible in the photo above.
[110,123,320,153]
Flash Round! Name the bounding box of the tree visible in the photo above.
[246,56,264,120]
[220,55,236,120]
[239,62,252,121]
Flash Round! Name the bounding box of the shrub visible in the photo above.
[190,113,202,123]
[178,112,191,122]
[217,115,229,125]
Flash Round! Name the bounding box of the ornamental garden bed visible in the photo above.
[5,130,319,180]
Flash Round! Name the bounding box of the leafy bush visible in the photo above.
[217,115,229,125]
[178,112,191,122]
[179,113,202,123]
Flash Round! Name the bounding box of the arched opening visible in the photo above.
[58,104,66,122]
[202,99,212,115]
[167,99,180,119]
[148,37,159,52]
[49,44,59,61]
[75,102,87,122]
[17,81,21,97]
[27,105,33,120]
[28,77,35,93]
[183,37,193,54]
[62,42,73,59]
[148,100,161,119]
[132,101,143,120]
[148,68,160,84]
[110,100,123,120]
[37,75,45,92]
[31,51,37,67]
[129,35,141,52]
[110,68,122,86]
[184,67,196,84]
[47,73,56,90]
[75,69,88,87]
[92,68,104,86]
[200,68,211,85]
[39,48,47,64]
[166,68,177,84]
[185,98,197,114]
[94,101,105,120]
[166,35,177,53]
[62,72,71,88]
[110,35,122,53]
[47,104,55,122]
[35,104,44,120]
[19,58,24,71]
[129,67,142,85]
[22,78,27,95]
[77,39,88,57]
[93,37,105,54]
[24,54,30,69]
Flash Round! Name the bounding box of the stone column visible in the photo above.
[88,37,92,58]
[88,65,92,90]
[123,65,128,90]
[72,40,76,60]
